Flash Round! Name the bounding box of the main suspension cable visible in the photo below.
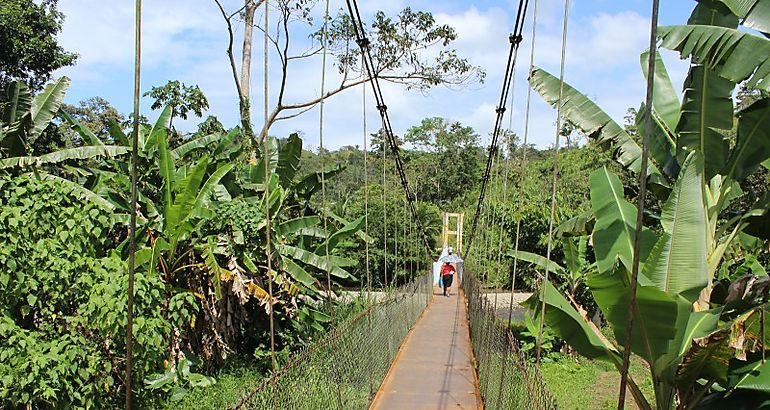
[343,0,434,261]
[466,0,530,254]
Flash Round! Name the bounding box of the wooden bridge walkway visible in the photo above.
[370,287,482,409]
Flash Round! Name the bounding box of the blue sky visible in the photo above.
[54,0,696,150]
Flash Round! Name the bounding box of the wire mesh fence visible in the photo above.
[231,273,432,409]
[463,272,558,410]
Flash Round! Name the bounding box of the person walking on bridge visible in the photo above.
[441,261,455,296]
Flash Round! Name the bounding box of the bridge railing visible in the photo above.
[463,272,558,409]
[231,272,432,409]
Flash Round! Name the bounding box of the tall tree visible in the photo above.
[212,1,484,142]
[143,80,210,130]
[0,0,77,91]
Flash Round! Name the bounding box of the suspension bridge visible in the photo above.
[120,0,667,407]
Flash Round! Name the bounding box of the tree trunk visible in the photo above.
[240,1,258,143]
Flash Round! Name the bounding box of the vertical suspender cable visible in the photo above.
[508,0,539,328]
[262,0,277,379]
[382,137,388,288]
[536,0,570,365]
[617,0,660,407]
[318,0,335,324]
[362,56,372,303]
[126,0,142,407]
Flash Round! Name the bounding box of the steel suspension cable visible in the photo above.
[536,0,570,365]
[362,56,371,303]
[617,0,660,407]
[382,137,388,288]
[467,0,530,254]
[125,0,142,407]
[343,0,434,261]
[507,0,539,329]
[262,0,278,381]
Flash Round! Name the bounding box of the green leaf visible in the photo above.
[589,167,657,275]
[589,268,690,367]
[1,81,31,127]
[507,250,567,277]
[193,163,234,214]
[277,133,302,188]
[171,132,225,160]
[316,216,365,253]
[717,0,770,34]
[280,256,318,289]
[170,386,189,401]
[276,216,321,237]
[676,64,734,178]
[659,25,770,91]
[730,359,770,393]
[277,244,353,279]
[640,49,681,133]
[144,105,172,151]
[30,76,70,142]
[60,110,102,145]
[0,145,129,169]
[725,98,770,180]
[37,172,115,210]
[530,67,665,182]
[525,281,618,361]
[642,152,708,302]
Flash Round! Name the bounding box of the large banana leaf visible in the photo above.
[635,102,679,178]
[676,65,734,178]
[37,172,116,211]
[276,216,321,237]
[525,281,617,360]
[0,145,129,169]
[165,157,209,239]
[640,50,681,133]
[277,244,353,279]
[589,167,657,275]
[295,164,346,201]
[280,256,318,289]
[156,122,174,214]
[277,133,302,188]
[1,81,31,130]
[529,67,664,182]
[589,267,691,368]
[144,105,172,154]
[192,163,234,217]
[107,119,129,146]
[642,152,708,302]
[717,0,770,33]
[171,132,226,160]
[672,310,729,389]
[725,98,770,180]
[315,216,365,253]
[60,111,103,146]
[659,25,770,91]
[29,77,70,144]
[507,250,567,277]
[729,359,770,394]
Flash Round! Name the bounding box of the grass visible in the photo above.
[541,353,654,410]
[167,358,266,410]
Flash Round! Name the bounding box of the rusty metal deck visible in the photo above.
[370,288,482,410]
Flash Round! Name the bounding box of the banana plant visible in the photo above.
[527,1,770,407]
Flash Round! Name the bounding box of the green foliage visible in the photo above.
[144,80,210,129]
[0,0,77,91]
[0,175,196,408]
